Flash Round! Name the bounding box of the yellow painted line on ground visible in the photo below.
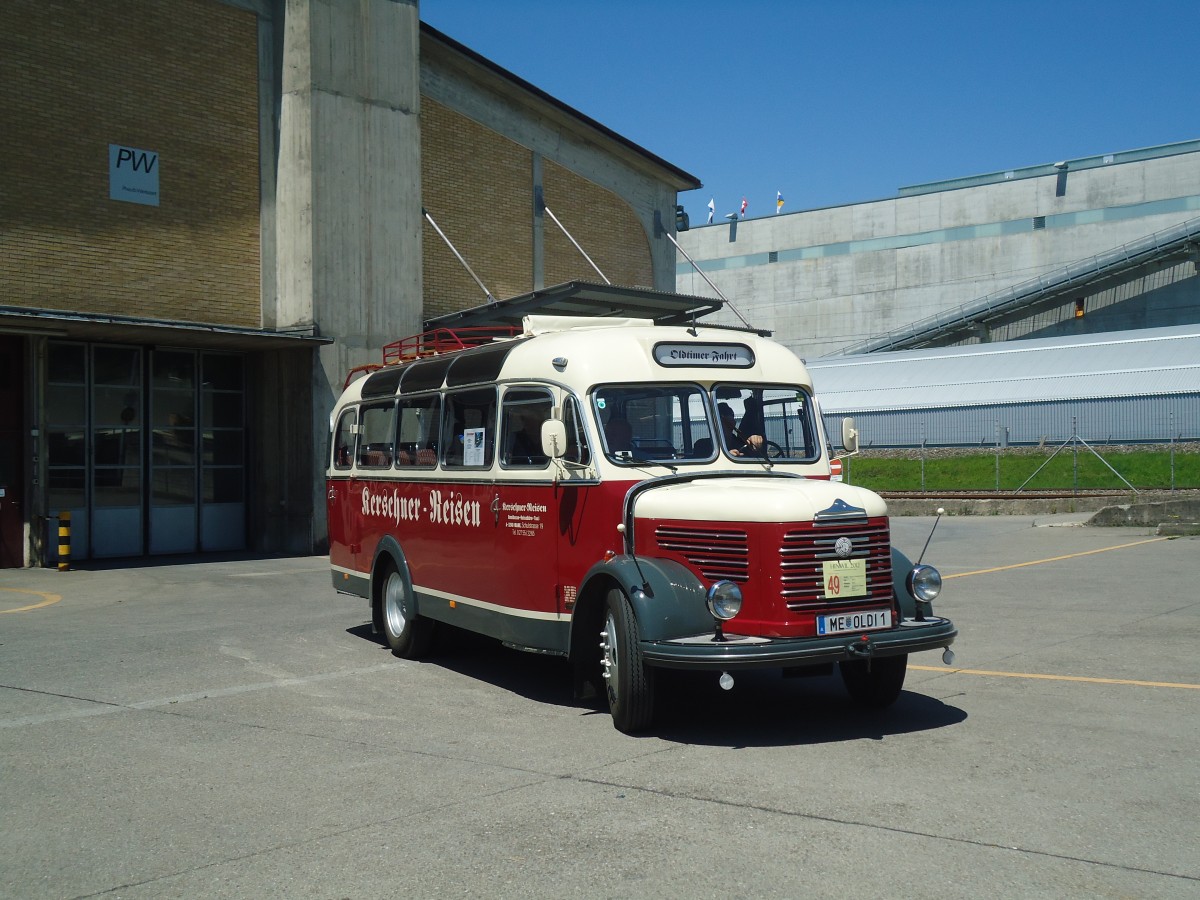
[944,536,1169,579]
[0,588,63,613]
[933,537,1191,689]
[911,664,1200,690]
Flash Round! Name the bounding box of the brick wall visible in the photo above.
[0,0,260,328]
[420,98,532,320]
[420,98,653,321]
[542,160,653,290]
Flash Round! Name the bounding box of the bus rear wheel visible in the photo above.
[839,653,907,707]
[379,562,434,659]
[600,587,655,733]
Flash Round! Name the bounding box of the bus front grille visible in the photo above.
[780,520,893,611]
[655,526,749,583]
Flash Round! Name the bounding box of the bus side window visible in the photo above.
[501,387,553,467]
[332,408,356,470]
[562,396,591,465]
[397,394,440,468]
[442,387,497,469]
[356,402,396,468]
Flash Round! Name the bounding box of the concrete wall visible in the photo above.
[274,0,424,549]
[275,0,424,378]
[677,147,1200,359]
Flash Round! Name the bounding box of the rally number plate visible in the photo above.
[816,609,892,636]
[821,558,867,599]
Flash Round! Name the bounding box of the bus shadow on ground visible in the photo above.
[348,624,967,747]
[649,668,968,747]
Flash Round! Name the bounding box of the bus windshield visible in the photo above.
[592,383,821,464]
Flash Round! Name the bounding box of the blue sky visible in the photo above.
[422,1,1198,224]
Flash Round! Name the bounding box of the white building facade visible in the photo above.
[676,141,1200,360]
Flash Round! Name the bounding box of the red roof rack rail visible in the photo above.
[382,325,520,364]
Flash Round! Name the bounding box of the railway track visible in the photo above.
[879,490,1153,501]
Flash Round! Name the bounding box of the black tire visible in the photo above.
[839,654,908,708]
[378,561,435,659]
[600,587,655,733]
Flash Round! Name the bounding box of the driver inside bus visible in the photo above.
[719,402,764,457]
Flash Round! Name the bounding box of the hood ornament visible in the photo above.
[815,498,867,522]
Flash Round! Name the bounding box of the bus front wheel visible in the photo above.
[379,562,434,659]
[600,587,655,733]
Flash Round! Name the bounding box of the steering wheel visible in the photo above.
[736,440,784,459]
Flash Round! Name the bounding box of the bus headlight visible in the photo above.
[706,580,743,620]
[906,564,942,604]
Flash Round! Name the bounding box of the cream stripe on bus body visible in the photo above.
[417,585,569,621]
[331,564,566,621]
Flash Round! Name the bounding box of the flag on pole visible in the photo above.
[707,198,715,224]
[776,191,784,214]
[740,197,748,218]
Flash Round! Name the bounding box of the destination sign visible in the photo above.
[652,343,755,368]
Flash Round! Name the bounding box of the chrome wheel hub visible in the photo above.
[384,572,407,638]
[600,611,619,693]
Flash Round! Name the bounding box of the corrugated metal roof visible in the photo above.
[809,325,1200,413]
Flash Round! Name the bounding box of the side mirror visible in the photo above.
[841,417,859,454]
[541,420,568,459]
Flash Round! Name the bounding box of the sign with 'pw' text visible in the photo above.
[109,144,159,206]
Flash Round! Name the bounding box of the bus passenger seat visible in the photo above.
[359,449,391,467]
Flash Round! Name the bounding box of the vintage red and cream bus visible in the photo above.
[326,315,956,732]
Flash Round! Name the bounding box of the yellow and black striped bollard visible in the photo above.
[57,511,71,572]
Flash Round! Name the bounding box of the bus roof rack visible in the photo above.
[381,325,520,364]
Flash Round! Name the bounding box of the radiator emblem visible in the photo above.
[834,537,854,558]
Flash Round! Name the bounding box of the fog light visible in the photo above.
[906,564,942,603]
[706,580,743,620]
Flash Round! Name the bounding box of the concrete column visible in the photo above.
[275,0,423,550]
[531,153,544,290]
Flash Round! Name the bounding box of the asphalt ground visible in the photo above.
[1,515,1197,899]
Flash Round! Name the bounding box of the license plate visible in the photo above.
[816,609,892,636]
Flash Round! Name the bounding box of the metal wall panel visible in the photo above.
[823,394,1200,448]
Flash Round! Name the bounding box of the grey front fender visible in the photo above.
[579,556,714,642]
